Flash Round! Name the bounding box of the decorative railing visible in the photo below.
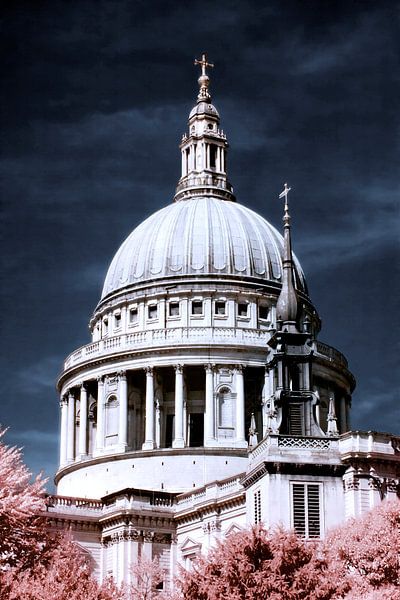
[339,431,400,458]
[63,328,348,374]
[176,475,243,508]
[248,435,337,466]
[315,341,348,368]
[45,494,104,512]
[63,327,271,371]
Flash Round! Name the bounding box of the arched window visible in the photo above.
[105,395,119,446]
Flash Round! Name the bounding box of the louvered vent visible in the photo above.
[289,403,304,435]
[292,483,321,539]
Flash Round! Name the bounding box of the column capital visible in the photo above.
[80,381,88,391]
[144,366,154,376]
[117,370,127,380]
[97,375,104,385]
[67,388,75,399]
[60,397,68,408]
[175,364,183,374]
[234,364,244,374]
[204,363,216,373]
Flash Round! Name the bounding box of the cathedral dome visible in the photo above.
[101,196,307,300]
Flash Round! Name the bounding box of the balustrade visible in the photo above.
[63,327,271,371]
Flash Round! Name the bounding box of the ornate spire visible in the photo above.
[194,53,214,102]
[276,183,298,330]
[174,54,234,203]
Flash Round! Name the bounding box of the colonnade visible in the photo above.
[59,364,247,468]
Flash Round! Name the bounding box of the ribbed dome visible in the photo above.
[189,101,219,119]
[101,197,307,299]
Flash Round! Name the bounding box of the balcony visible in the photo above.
[63,327,271,372]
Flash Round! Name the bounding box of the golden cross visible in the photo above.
[194,53,214,77]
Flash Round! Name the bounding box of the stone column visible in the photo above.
[66,390,75,463]
[173,365,184,448]
[118,371,128,450]
[59,396,68,467]
[262,368,271,436]
[96,376,105,453]
[78,383,88,458]
[235,366,246,446]
[340,396,347,433]
[143,367,155,450]
[155,399,161,449]
[204,364,215,445]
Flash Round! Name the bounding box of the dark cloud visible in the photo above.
[1,0,399,481]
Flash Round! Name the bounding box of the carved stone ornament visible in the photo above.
[143,530,154,543]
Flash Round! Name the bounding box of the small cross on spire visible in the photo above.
[279,183,292,222]
[194,53,214,77]
[194,53,214,102]
[279,183,291,206]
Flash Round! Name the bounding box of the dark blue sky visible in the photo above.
[1,0,399,487]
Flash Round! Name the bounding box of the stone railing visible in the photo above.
[248,434,339,468]
[45,494,104,513]
[176,475,243,509]
[315,341,348,368]
[63,327,270,371]
[339,431,400,459]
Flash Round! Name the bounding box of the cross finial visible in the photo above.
[279,183,292,222]
[194,53,214,102]
[194,53,214,77]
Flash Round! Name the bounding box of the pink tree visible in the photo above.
[176,525,342,600]
[324,498,400,598]
[0,428,123,600]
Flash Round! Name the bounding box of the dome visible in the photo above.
[189,101,219,119]
[101,196,307,300]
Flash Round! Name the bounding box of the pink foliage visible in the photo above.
[176,500,400,600]
[324,498,400,595]
[176,525,342,600]
[0,428,123,600]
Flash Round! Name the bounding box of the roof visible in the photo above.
[101,196,307,300]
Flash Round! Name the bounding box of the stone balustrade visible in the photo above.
[63,328,347,373]
[63,327,271,371]
[248,434,340,469]
[176,475,243,509]
[45,494,104,514]
[339,431,400,459]
[315,340,348,368]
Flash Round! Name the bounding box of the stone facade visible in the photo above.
[47,57,400,592]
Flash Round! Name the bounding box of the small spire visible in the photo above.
[276,183,298,329]
[327,396,339,436]
[194,53,214,102]
[248,413,258,447]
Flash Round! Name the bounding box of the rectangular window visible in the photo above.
[292,483,321,539]
[238,302,248,317]
[259,305,269,320]
[129,307,138,324]
[148,304,157,319]
[215,301,226,316]
[254,489,262,524]
[114,313,121,328]
[192,300,203,315]
[103,318,108,334]
[169,301,180,317]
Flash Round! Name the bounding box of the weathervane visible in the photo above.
[194,53,214,101]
